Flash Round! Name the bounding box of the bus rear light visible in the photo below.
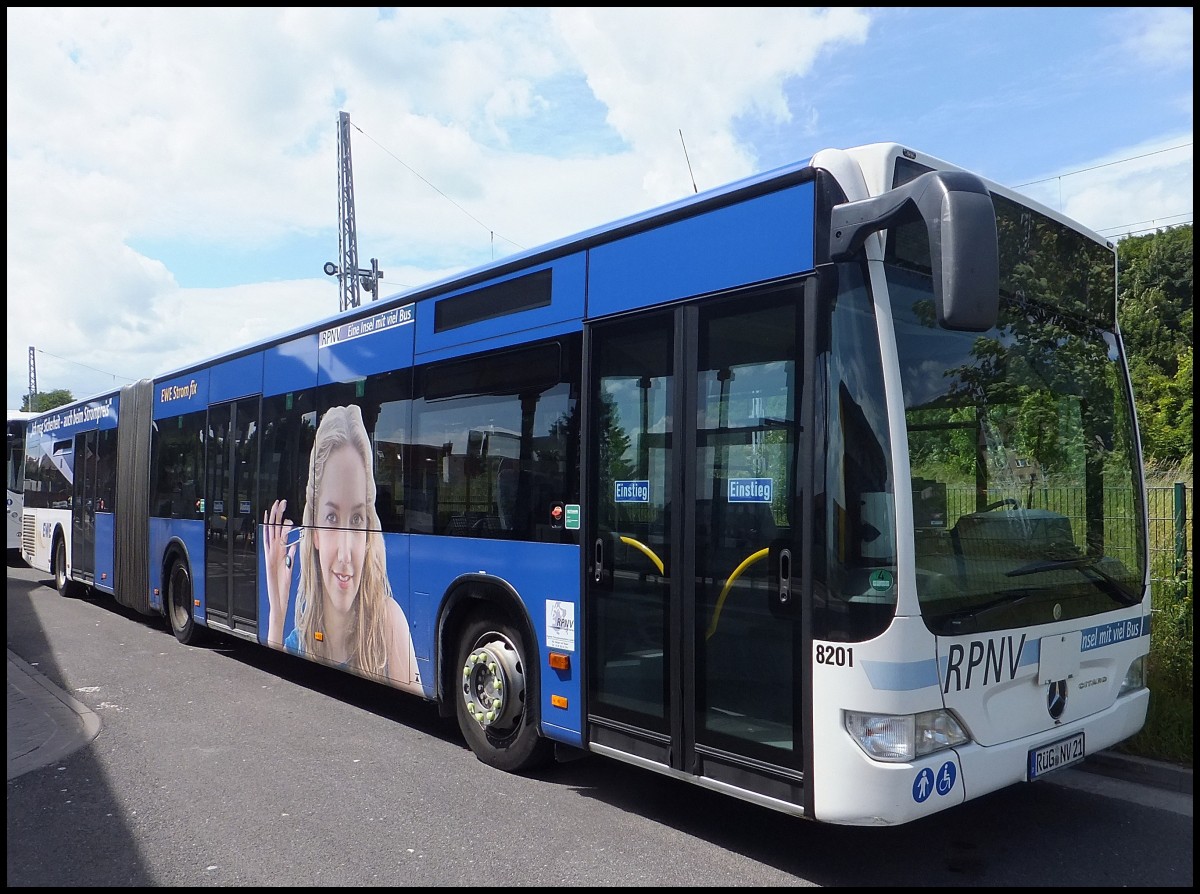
[844,708,968,762]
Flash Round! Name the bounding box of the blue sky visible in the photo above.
[6,7,1192,408]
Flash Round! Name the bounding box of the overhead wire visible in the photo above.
[1012,142,1192,236]
[32,348,137,386]
[1013,142,1192,189]
[1096,212,1192,238]
[348,119,526,255]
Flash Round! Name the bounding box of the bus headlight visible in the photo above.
[844,709,969,762]
[1119,655,1146,694]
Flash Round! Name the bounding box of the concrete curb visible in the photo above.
[7,649,101,781]
[1079,748,1193,795]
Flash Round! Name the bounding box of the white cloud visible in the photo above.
[553,7,870,199]
[1118,7,1193,71]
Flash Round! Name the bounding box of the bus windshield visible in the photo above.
[887,195,1146,636]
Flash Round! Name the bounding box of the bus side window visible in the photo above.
[496,459,517,531]
[376,487,397,528]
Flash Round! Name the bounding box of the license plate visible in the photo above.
[1028,732,1085,780]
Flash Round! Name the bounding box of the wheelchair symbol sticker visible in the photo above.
[912,760,957,803]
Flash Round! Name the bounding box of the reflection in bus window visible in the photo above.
[411,336,579,542]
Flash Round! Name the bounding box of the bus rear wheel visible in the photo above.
[454,612,552,773]
[167,560,201,645]
[54,538,74,597]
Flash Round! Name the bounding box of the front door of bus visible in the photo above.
[586,283,807,790]
[205,398,261,634]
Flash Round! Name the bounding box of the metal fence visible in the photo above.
[1147,482,1192,584]
[938,482,1191,591]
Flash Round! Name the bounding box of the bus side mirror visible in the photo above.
[829,170,999,332]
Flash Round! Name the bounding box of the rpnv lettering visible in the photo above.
[943,634,1027,692]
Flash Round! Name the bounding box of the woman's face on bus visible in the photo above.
[312,444,369,616]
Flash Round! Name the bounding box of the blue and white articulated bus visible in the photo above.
[20,142,1149,826]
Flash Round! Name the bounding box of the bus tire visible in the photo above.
[53,537,75,597]
[167,560,202,645]
[454,611,552,773]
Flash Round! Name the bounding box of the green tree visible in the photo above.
[1117,224,1193,467]
[1135,345,1194,464]
[21,389,74,413]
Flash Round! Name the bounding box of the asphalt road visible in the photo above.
[6,560,1193,887]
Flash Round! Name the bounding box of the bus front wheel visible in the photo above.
[167,560,202,645]
[454,612,552,773]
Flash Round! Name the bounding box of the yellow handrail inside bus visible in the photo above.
[618,535,665,576]
[706,547,769,640]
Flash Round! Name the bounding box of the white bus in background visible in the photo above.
[7,410,36,556]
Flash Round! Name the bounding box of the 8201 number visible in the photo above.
[815,644,854,667]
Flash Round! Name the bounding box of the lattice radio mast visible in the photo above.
[324,111,383,311]
[28,346,37,409]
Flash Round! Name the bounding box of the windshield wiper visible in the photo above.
[942,590,1034,630]
[1006,555,1140,606]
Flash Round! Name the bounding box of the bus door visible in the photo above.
[204,398,261,634]
[586,283,808,798]
[71,430,99,586]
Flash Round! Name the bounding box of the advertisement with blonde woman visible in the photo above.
[262,404,420,694]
